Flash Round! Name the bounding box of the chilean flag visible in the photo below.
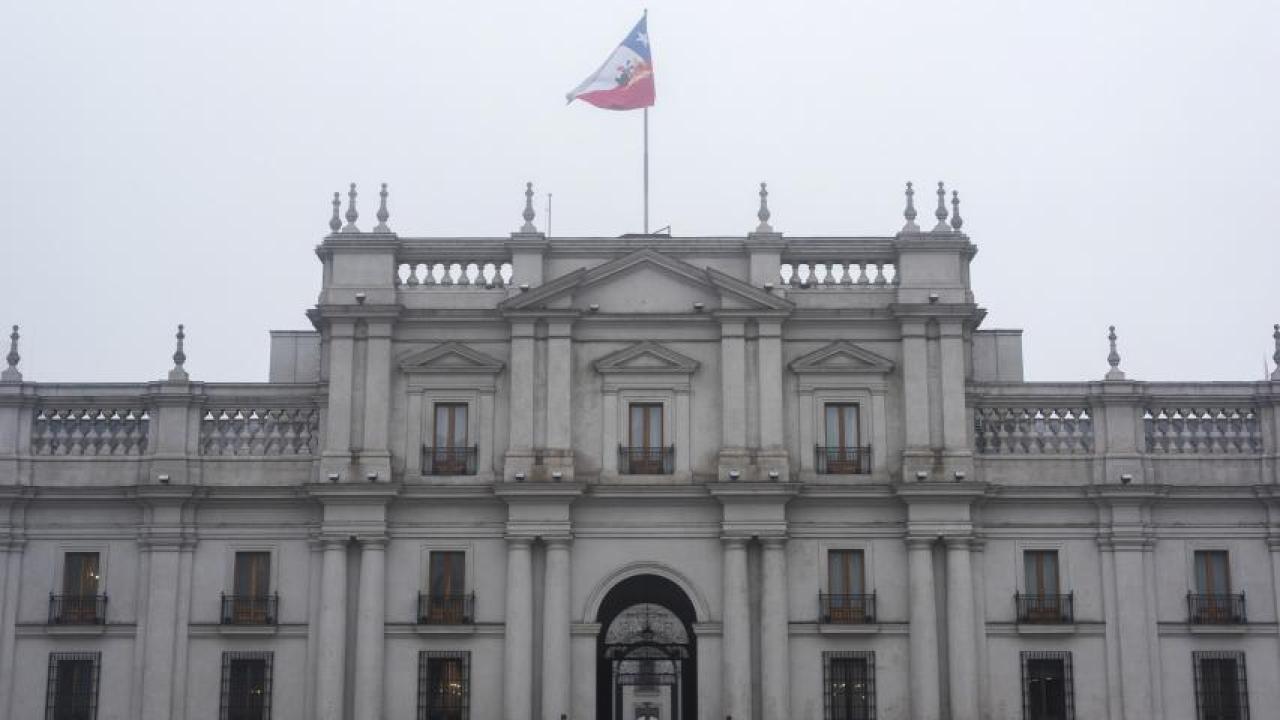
[566,15,655,111]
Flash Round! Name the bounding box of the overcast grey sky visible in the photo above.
[2,1,1276,383]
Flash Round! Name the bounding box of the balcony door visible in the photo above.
[828,550,866,622]
[1024,550,1061,621]
[823,404,863,473]
[428,551,466,623]
[61,552,100,623]
[432,403,470,474]
[1194,550,1231,621]
[232,552,271,623]
[628,403,664,474]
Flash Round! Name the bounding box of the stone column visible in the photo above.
[907,536,941,720]
[316,537,348,720]
[353,537,387,720]
[541,538,572,720]
[945,538,979,720]
[760,537,791,720]
[721,537,752,720]
[504,537,534,720]
[139,538,182,720]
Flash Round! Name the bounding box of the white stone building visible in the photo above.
[1,180,1278,720]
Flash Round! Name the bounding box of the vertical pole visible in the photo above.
[643,107,650,233]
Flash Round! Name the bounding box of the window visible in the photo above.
[824,550,872,623]
[434,403,468,447]
[56,552,102,624]
[1021,651,1074,720]
[418,651,470,720]
[225,551,274,624]
[427,403,474,475]
[422,551,470,624]
[622,403,670,474]
[1193,651,1248,720]
[1191,551,1243,623]
[1195,551,1231,595]
[819,403,868,474]
[1020,550,1069,622]
[46,652,100,720]
[220,652,272,720]
[824,651,874,720]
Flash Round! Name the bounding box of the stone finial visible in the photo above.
[901,182,919,232]
[1104,325,1126,381]
[932,181,950,231]
[1,325,21,382]
[373,183,391,233]
[168,324,189,382]
[519,182,538,233]
[342,183,360,233]
[1272,324,1280,380]
[755,182,773,233]
[328,192,342,233]
[950,190,964,231]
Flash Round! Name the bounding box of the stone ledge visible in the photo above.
[188,623,308,638]
[385,622,505,638]
[16,623,137,638]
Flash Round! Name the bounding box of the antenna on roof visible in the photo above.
[653,225,671,235]
[546,193,552,237]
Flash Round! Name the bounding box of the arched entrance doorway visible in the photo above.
[596,574,698,720]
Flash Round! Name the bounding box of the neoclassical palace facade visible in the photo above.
[1,181,1278,720]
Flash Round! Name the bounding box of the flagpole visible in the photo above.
[643,107,650,233]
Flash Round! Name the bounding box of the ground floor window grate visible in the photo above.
[823,651,875,720]
[418,650,470,720]
[1021,650,1074,720]
[46,652,100,720]
[1193,651,1248,720]
[220,651,273,720]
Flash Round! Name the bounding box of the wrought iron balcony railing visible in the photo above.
[220,593,279,625]
[422,445,479,476]
[618,445,675,475]
[1015,592,1075,624]
[1187,592,1246,624]
[815,445,872,475]
[418,592,475,625]
[819,592,876,624]
[48,593,107,625]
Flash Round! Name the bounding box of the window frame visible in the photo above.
[1194,550,1232,596]
[1021,650,1075,720]
[220,651,274,720]
[418,650,471,720]
[46,651,100,720]
[823,402,862,450]
[1024,550,1061,597]
[1193,650,1249,720]
[433,402,470,449]
[628,402,665,449]
[823,650,875,720]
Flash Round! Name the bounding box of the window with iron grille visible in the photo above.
[1021,651,1074,720]
[1193,651,1248,720]
[823,651,874,720]
[418,651,470,720]
[46,652,100,720]
[220,651,273,720]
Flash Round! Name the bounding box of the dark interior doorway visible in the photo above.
[596,574,698,720]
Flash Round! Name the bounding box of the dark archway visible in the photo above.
[596,574,698,720]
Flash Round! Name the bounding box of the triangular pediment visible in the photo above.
[499,248,793,314]
[399,342,505,374]
[594,341,701,376]
[789,341,895,375]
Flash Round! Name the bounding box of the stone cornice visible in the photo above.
[705,482,802,501]
[305,483,402,504]
[493,482,586,503]
[893,481,989,503]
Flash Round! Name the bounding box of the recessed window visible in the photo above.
[1193,651,1248,720]
[46,652,100,720]
[823,550,873,623]
[1021,651,1074,720]
[418,651,470,720]
[823,651,874,720]
[818,404,868,474]
[224,551,275,625]
[1190,551,1244,624]
[621,403,671,474]
[53,552,103,624]
[420,551,471,624]
[1019,550,1071,623]
[426,403,475,475]
[220,651,272,720]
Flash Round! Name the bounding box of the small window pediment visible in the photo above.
[789,341,894,376]
[594,341,700,376]
[399,342,505,375]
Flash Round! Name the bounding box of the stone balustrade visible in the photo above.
[200,407,319,456]
[778,261,898,288]
[973,405,1094,455]
[31,407,150,456]
[395,261,514,288]
[1144,406,1262,454]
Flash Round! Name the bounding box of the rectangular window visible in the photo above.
[46,652,100,720]
[1193,651,1248,720]
[824,404,860,449]
[418,651,470,720]
[60,552,101,623]
[824,651,874,720]
[1025,550,1060,596]
[820,403,866,473]
[1021,651,1074,720]
[826,550,869,623]
[429,403,472,475]
[629,403,663,448]
[220,651,273,720]
[424,551,468,624]
[434,403,468,448]
[227,552,273,624]
[1195,551,1231,595]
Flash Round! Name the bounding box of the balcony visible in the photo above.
[220,593,279,625]
[815,445,872,475]
[418,592,475,625]
[819,593,876,624]
[48,594,107,625]
[618,445,675,475]
[1187,593,1246,624]
[421,445,478,476]
[1015,592,1074,624]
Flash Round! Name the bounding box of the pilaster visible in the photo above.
[906,535,942,720]
[759,535,791,720]
[718,318,749,475]
[720,536,751,720]
[541,536,572,720]
[359,319,394,482]
[353,535,387,720]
